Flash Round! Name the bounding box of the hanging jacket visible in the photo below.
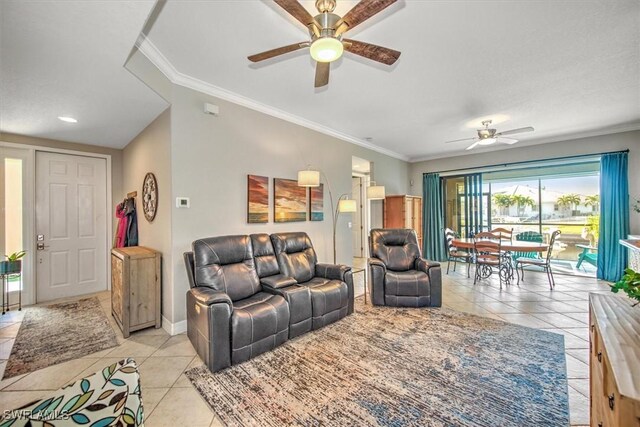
[125,197,138,246]
[115,203,128,248]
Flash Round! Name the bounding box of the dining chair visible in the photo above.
[515,230,561,289]
[512,231,544,262]
[473,232,510,288]
[490,227,514,242]
[444,228,472,277]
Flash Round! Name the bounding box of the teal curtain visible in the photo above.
[423,173,446,261]
[597,152,629,281]
[463,173,483,237]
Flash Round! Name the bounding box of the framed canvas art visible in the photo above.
[274,178,306,222]
[309,184,324,221]
[247,174,269,223]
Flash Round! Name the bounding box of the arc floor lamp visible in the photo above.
[298,168,385,263]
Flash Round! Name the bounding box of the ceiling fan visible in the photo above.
[445,120,535,151]
[248,0,401,88]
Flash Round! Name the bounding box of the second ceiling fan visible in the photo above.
[445,120,535,151]
[248,0,401,87]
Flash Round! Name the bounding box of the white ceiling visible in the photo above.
[145,0,640,160]
[0,1,168,148]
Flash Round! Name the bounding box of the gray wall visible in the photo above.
[168,84,410,324]
[122,108,173,322]
[409,130,640,233]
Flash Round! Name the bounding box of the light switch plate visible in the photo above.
[176,197,190,208]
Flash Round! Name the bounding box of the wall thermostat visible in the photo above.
[176,197,190,208]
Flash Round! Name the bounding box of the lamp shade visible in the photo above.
[367,185,386,200]
[338,199,357,213]
[297,170,320,187]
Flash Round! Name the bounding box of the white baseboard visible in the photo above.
[161,315,187,336]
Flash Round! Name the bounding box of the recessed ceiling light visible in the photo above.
[58,116,77,123]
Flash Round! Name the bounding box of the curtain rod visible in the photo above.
[426,149,629,176]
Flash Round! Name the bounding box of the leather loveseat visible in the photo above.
[369,228,442,307]
[184,232,353,372]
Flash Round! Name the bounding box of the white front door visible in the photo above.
[36,152,107,302]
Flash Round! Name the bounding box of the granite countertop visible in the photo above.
[620,239,640,251]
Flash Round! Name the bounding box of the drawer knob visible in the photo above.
[608,394,615,410]
[597,351,602,362]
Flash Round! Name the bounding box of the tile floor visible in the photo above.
[0,263,609,426]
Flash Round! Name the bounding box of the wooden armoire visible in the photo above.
[383,195,423,247]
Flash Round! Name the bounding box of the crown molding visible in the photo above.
[408,122,640,163]
[135,35,410,162]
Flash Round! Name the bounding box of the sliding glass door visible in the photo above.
[442,161,600,276]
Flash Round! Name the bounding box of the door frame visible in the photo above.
[0,141,112,306]
[352,172,370,259]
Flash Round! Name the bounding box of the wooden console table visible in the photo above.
[589,293,640,426]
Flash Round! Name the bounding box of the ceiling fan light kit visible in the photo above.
[310,36,343,62]
[249,0,401,87]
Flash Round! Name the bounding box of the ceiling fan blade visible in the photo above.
[497,137,519,145]
[465,141,481,151]
[445,137,477,144]
[248,42,308,62]
[274,0,319,32]
[315,61,330,87]
[343,39,400,65]
[335,0,397,37]
[496,126,534,136]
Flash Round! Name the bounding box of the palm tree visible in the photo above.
[511,195,536,216]
[492,194,514,216]
[557,194,581,215]
[584,194,600,212]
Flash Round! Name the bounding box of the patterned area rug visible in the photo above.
[3,297,119,379]
[186,301,569,427]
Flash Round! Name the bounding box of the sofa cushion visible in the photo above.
[385,270,430,297]
[251,233,280,278]
[0,358,144,426]
[231,292,289,363]
[370,229,421,272]
[193,235,260,302]
[271,232,317,283]
[303,277,348,317]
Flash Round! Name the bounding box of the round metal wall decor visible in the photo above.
[142,172,158,222]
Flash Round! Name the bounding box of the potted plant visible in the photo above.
[611,268,640,307]
[0,251,26,275]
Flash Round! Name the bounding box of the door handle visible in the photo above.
[37,243,50,251]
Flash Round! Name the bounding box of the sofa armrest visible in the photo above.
[189,287,232,307]
[184,251,197,289]
[315,263,352,281]
[260,274,298,289]
[415,258,440,273]
[368,258,386,306]
[415,258,442,307]
[368,258,387,272]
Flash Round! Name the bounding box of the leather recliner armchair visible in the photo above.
[369,228,442,307]
[185,235,290,372]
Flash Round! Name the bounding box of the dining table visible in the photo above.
[451,237,549,284]
[451,238,549,253]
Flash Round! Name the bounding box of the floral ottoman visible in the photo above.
[1,358,143,426]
